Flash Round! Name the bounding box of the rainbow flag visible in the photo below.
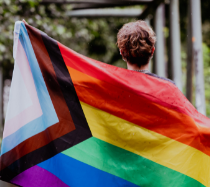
[0,21,210,187]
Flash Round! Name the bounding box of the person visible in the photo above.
[117,20,175,85]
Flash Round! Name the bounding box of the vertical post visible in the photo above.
[145,17,152,72]
[154,3,166,77]
[169,0,182,91]
[190,0,206,115]
[186,0,193,102]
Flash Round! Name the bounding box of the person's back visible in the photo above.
[117,20,175,85]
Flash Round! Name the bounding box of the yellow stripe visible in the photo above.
[81,101,210,187]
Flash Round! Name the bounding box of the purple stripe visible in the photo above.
[11,165,69,187]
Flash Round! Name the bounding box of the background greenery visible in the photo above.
[0,0,210,116]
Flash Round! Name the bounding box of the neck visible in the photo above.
[127,62,149,71]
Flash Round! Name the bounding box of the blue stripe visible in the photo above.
[1,22,59,155]
[38,153,139,187]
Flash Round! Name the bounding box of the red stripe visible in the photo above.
[58,42,210,127]
[66,66,210,157]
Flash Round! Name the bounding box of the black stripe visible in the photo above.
[0,125,91,182]
[0,27,92,182]
[41,34,92,132]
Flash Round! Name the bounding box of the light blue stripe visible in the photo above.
[38,153,139,187]
[1,22,59,155]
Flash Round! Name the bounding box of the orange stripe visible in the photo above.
[58,42,210,126]
[67,66,210,157]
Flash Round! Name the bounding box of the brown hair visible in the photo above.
[117,20,156,67]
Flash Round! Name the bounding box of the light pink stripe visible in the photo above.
[3,40,42,138]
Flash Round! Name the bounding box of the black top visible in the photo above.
[145,72,176,85]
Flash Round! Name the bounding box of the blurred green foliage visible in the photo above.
[0,0,135,80]
[180,43,210,116]
[0,0,210,116]
[178,0,210,116]
[203,43,210,116]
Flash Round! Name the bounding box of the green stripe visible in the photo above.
[62,137,204,187]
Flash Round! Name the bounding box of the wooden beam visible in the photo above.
[66,0,163,19]
[186,0,193,102]
[169,0,182,91]
[41,0,163,20]
[154,3,166,77]
[190,0,206,115]
[41,0,153,4]
[137,0,164,19]
[72,3,147,10]
[66,8,142,17]
[41,0,153,10]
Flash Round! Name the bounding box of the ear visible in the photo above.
[151,47,155,55]
[120,49,127,57]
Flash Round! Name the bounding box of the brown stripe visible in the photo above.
[26,24,75,136]
[0,24,75,170]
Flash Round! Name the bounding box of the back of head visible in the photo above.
[117,20,156,67]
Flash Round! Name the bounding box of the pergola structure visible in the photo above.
[0,0,204,133]
[40,0,205,115]
[0,1,205,186]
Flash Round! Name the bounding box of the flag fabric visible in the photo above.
[0,21,210,187]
